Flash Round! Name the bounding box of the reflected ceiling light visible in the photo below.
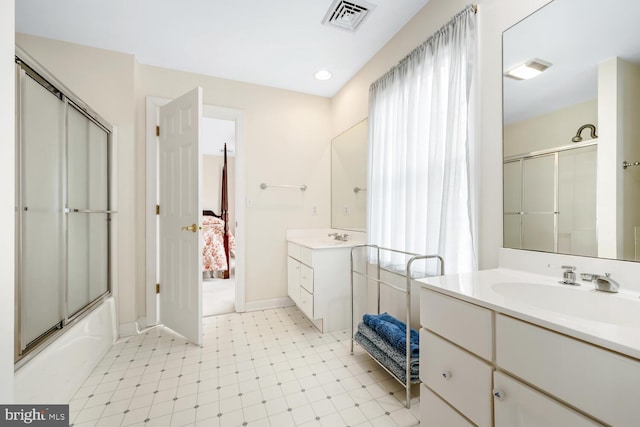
[504,58,552,80]
[314,69,333,81]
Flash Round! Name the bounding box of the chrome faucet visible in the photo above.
[559,265,578,286]
[581,272,620,293]
[328,232,349,241]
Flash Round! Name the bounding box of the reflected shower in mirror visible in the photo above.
[503,0,640,262]
[331,119,367,231]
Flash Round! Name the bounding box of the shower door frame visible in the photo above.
[14,48,115,366]
[503,139,597,254]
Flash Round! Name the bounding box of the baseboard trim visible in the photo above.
[119,321,139,337]
[136,317,147,330]
[244,297,295,312]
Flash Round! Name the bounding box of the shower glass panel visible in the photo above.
[504,144,597,255]
[503,160,522,248]
[522,154,556,251]
[522,154,556,213]
[16,50,113,362]
[523,214,555,252]
[558,145,597,256]
[20,73,65,347]
[67,105,109,316]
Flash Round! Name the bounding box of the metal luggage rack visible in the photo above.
[349,244,444,409]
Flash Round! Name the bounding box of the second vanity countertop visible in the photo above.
[418,268,640,360]
[287,228,366,250]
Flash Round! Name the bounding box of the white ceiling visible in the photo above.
[15,0,430,98]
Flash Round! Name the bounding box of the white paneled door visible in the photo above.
[158,87,203,345]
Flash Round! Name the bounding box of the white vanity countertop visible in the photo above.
[286,228,366,249]
[419,268,640,360]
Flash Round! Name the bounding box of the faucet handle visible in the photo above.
[559,265,577,286]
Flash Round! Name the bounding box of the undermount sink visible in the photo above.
[491,282,640,327]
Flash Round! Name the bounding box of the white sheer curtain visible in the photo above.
[367,6,477,275]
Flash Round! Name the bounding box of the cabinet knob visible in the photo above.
[441,371,452,379]
[493,389,505,400]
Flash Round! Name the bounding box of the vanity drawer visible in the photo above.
[287,257,300,304]
[494,371,602,427]
[300,246,313,266]
[300,264,314,293]
[299,287,314,319]
[421,384,473,427]
[420,329,493,427]
[287,242,301,260]
[496,314,640,427]
[420,288,493,360]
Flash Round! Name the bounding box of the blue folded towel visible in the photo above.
[357,323,419,374]
[354,332,419,384]
[362,312,419,357]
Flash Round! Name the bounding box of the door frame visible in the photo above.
[145,96,246,326]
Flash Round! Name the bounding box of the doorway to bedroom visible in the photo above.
[201,117,236,316]
[145,96,246,335]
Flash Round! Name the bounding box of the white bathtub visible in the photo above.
[14,297,117,403]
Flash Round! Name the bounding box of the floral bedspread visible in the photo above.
[202,216,236,272]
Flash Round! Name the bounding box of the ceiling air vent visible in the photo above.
[322,0,377,32]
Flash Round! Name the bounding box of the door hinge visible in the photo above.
[155,125,160,136]
[156,283,160,294]
[156,204,160,215]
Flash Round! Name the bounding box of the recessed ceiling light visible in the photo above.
[314,70,332,81]
[504,58,552,80]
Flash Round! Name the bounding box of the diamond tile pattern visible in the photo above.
[69,307,420,426]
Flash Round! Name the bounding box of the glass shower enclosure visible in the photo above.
[503,143,597,256]
[15,50,114,363]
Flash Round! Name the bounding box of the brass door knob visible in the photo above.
[181,223,198,232]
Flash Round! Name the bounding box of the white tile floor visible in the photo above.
[69,306,420,427]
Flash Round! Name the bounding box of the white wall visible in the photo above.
[504,100,597,157]
[1,0,15,404]
[135,64,332,304]
[331,0,554,269]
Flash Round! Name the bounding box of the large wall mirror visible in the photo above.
[331,119,367,231]
[503,0,640,262]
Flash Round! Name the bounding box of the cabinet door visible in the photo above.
[287,257,300,304]
[299,287,314,319]
[421,384,474,427]
[300,264,314,293]
[494,371,602,427]
[496,314,640,426]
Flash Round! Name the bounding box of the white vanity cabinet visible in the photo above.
[286,241,351,332]
[419,288,494,427]
[419,286,624,426]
